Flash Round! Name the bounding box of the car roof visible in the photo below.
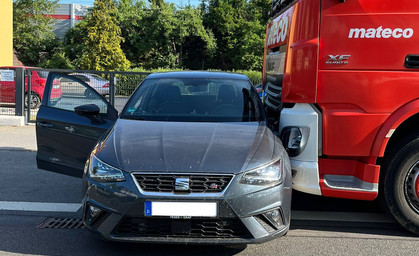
[0,66,38,69]
[146,71,249,80]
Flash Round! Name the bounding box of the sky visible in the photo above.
[58,0,201,6]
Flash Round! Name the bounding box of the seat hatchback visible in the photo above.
[36,71,291,244]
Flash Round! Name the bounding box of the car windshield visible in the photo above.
[121,78,263,122]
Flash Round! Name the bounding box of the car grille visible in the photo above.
[133,174,233,193]
[112,217,252,239]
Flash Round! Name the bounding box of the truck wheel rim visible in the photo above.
[405,160,419,214]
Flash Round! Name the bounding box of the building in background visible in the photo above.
[47,4,91,38]
[0,0,13,66]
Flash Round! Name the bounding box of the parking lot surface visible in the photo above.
[0,126,417,255]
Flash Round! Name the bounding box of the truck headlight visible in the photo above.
[89,154,125,182]
[240,159,283,185]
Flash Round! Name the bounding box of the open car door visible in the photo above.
[36,73,118,177]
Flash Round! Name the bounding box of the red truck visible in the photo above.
[262,0,419,234]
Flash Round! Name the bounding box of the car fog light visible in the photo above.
[89,205,102,218]
[263,209,282,228]
[86,204,103,224]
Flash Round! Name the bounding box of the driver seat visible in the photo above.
[217,84,237,104]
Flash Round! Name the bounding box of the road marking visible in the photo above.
[292,210,395,223]
[0,201,81,213]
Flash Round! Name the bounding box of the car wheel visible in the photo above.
[24,93,41,109]
[383,133,419,235]
[84,89,95,98]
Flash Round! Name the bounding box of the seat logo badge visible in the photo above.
[326,55,351,65]
[175,178,189,191]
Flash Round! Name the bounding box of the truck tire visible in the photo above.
[383,133,419,235]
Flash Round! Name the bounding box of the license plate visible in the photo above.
[144,201,217,217]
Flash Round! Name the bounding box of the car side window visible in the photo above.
[47,74,108,114]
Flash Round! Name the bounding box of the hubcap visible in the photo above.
[26,94,38,108]
[31,95,38,108]
[405,160,419,214]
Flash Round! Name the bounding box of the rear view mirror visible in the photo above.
[74,104,100,116]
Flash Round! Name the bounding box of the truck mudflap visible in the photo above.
[319,158,380,201]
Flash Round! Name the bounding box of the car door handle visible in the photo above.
[38,122,53,128]
[405,55,419,68]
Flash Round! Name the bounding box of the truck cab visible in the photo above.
[263,0,419,234]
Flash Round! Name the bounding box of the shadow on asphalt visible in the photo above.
[289,219,416,238]
[96,239,248,256]
[0,227,248,256]
[291,190,383,213]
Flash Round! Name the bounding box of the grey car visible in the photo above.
[36,71,291,244]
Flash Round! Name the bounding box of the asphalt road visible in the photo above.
[0,129,418,255]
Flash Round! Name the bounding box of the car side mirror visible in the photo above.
[75,104,100,116]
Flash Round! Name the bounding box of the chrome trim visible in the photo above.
[131,172,235,197]
[323,175,378,192]
[175,178,190,191]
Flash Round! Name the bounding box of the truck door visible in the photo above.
[36,72,118,177]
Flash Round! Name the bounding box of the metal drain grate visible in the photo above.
[37,218,85,229]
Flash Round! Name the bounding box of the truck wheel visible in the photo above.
[383,133,419,235]
[24,93,41,109]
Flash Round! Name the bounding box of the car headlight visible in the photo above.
[240,159,283,185]
[89,154,125,182]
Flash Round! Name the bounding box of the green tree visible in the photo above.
[123,1,178,69]
[174,6,216,69]
[40,51,74,69]
[203,0,268,71]
[79,0,130,71]
[13,0,59,66]
[248,0,272,25]
[204,0,241,70]
[63,21,88,68]
[117,1,215,70]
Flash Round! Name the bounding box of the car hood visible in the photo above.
[96,119,283,174]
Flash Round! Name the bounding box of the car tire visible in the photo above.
[24,93,41,109]
[382,133,419,235]
[84,89,95,98]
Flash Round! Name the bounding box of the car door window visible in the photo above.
[48,74,108,114]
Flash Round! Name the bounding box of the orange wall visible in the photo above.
[0,0,13,66]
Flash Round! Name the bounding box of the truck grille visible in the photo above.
[112,217,252,239]
[133,174,233,194]
[265,82,282,111]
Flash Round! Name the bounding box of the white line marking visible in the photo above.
[292,210,395,223]
[0,201,81,213]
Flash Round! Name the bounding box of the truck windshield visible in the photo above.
[270,0,294,17]
[121,78,262,122]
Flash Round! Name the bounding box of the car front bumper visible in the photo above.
[82,172,292,244]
